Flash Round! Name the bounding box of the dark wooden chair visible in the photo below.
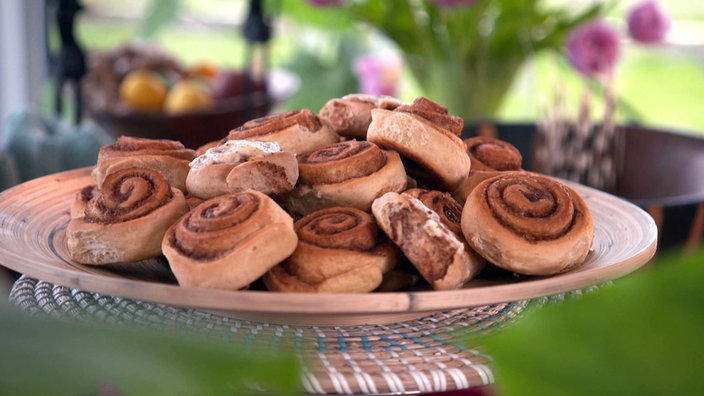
[464,123,704,253]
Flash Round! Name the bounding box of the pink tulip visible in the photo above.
[566,20,621,78]
[353,54,402,97]
[628,0,670,44]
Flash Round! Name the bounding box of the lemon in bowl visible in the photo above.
[119,69,168,112]
[164,80,214,114]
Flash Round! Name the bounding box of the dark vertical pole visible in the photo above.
[242,0,271,117]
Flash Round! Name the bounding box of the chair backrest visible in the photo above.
[615,125,704,207]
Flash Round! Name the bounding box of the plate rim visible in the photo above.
[0,168,658,320]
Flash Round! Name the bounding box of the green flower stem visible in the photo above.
[409,54,525,121]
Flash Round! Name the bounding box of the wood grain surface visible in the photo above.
[0,168,658,325]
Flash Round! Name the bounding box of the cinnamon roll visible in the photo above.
[66,167,189,264]
[162,191,298,291]
[185,140,298,200]
[70,185,99,219]
[371,192,481,291]
[318,93,402,139]
[264,207,397,293]
[403,188,464,237]
[283,140,407,216]
[367,97,470,191]
[404,187,486,278]
[461,172,594,276]
[93,136,196,192]
[224,109,339,155]
[454,136,523,204]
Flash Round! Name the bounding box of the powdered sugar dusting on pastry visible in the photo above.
[190,140,282,170]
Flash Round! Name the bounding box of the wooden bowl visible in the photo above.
[89,93,271,150]
[88,70,299,150]
[0,167,657,325]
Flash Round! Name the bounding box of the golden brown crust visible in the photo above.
[318,94,402,139]
[454,136,524,204]
[395,97,464,136]
[185,140,299,199]
[461,172,594,276]
[464,136,523,172]
[403,188,464,236]
[66,167,189,264]
[284,140,407,216]
[224,109,339,155]
[367,98,470,191]
[70,185,98,219]
[162,191,298,290]
[371,192,483,290]
[264,207,397,293]
[93,136,196,192]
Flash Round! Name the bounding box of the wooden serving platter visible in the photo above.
[0,168,657,325]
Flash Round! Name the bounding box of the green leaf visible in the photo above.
[277,35,364,112]
[0,303,301,395]
[476,249,704,395]
[276,0,357,32]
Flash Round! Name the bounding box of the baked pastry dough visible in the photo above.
[70,185,98,219]
[185,140,298,199]
[283,140,407,216]
[367,97,470,191]
[224,109,339,155]
[461,172,594,276]
[371,192,481,290]
[454,136,523,204]
[318,93,401,139]
[162,191,298,290]
[93,136,196,192]
[404,187,486,275]
[66,167,189,264]
[264,207,397,293]
[403,188,465,237]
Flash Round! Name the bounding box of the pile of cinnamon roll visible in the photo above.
[66,94,594,293]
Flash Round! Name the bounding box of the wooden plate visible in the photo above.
[0,168,657,325]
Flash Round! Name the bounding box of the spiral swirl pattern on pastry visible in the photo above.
[85,167,174,224]
[66,167,189,265]
[170,193,262,260]
[296,207,381,251]
[264,207,396,293]
[461,172,594,275]
[93,136,196,192]
[485,174,579,241]
[162,191,298,290]
[284,140,407,216]
[464,136,522,172]
[298,140,387,185]
[454,136,523,204]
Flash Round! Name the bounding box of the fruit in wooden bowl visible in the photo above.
[82,43,297,149]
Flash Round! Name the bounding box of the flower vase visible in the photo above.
[407,55,527,122]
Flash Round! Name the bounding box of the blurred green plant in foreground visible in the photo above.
[2,245,702,394]
[477,248,704,395]
[0,302,301,395]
